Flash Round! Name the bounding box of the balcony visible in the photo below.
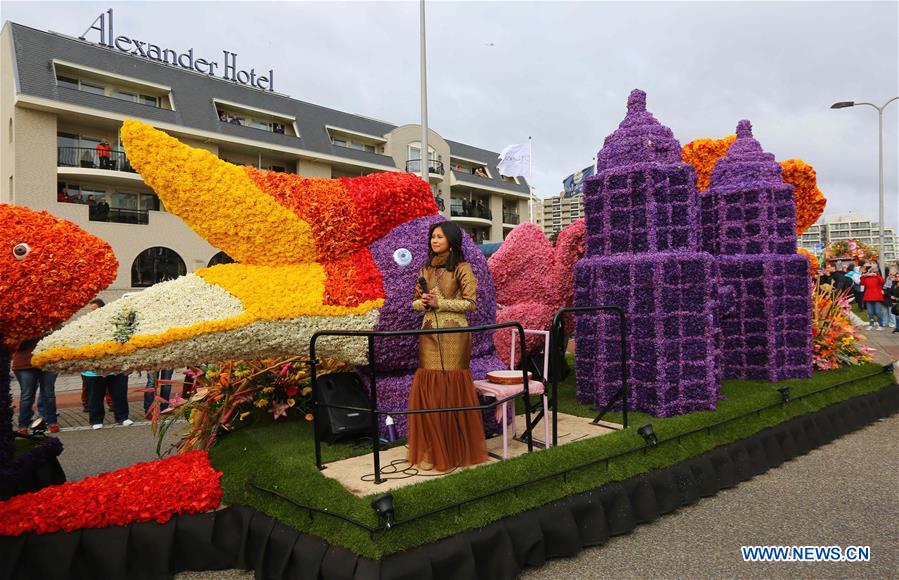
[450,203,492,226]
[502,212,520,226]
[58,146,136,173]
[90,207,150,225]
[406,159,445,182]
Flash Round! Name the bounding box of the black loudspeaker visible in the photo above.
[315,372,373,442]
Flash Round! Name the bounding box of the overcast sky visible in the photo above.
[3,1,897,227]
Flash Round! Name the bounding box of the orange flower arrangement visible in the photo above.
[780,159,826,235]
[682,137,826,236]
[681,134,736,192]
[0,205,117,345]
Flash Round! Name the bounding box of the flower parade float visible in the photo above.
[3,111,898,580]
[0,205,117,500]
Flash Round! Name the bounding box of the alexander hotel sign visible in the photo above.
[80,8,276,92]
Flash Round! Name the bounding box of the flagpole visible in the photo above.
[528,136,534,223]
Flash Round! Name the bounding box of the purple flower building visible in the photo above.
[574,90,722,417]
[701,121,813,381]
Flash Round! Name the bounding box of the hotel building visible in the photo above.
[1,20,531,296]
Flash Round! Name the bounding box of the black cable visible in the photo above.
[359,457,459,482]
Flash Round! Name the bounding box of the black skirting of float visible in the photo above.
[2,383,898,580]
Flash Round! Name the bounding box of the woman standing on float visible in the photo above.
[408,221,488,472]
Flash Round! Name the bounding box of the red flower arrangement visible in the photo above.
[0,205,118,345]
[0,451,222,536]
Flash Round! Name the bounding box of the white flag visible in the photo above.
[497,142,531,178]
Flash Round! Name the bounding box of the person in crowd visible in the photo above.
[144,369,175,416]
[273,123,285,134]
[70,191,84,204]
[883,270,898,331]
[86,194,97,219]
[435,193,445,212]
[475,167,488,178]
[95,197,110,221]
[848,264,863,306]
[407,221,487,472]
[80,299,113,412]
[830,263,847,293]
[817,265,834,288]
[462,198,470,216]
[57,185,70,203]
[860,262,887,330]
[13,335,59,434]
[96,138,112,170]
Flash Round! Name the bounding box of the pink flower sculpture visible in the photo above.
[489,219,586,365]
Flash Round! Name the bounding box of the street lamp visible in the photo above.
[419,0,429,184]
[831,96,899,272]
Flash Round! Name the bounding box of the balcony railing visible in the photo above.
[89,206,149,225]
[406,159,445,175]
[450,205,492,220]
[58,146,136,173]
[503,212,520,225]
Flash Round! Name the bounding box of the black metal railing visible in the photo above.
[451,204,492,220]
[58,146,136,173]
[310,322,536,485]
[405,159,445,175]
[503,212,520,224]
[89,206,149,225]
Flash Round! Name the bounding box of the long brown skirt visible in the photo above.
[407,325,488,472]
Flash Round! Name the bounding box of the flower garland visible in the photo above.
[811,284,874,370]
[150,357,348,454]
[0,205,117,347]
[0,450,222,536]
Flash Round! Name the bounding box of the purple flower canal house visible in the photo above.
[701,120,813,381]
[574,89,722,417]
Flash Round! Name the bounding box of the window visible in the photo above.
[208,251,235,267]
[215,103,295,136]
[55,71,169,109]
[80,81,105,95]
[132,247,186,287]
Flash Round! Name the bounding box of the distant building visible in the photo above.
[542,192,584,238]
[798,212,897,263]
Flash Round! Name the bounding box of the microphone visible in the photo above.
[418,276,431,310]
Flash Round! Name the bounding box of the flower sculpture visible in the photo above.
[0,205,117,498]
[811,284,874,370]
[682,137,826,236]
[488,220,586,365]
[34,121,503,436]
[702,120,813,381]
[0,450,221,536]
[575,89,722,417]
[826,239,878,263]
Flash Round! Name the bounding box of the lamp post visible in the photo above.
[831,97,899,273]
[419,0,429,184]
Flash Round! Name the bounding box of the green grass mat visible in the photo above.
[209,358,894,558]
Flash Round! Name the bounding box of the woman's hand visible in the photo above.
[422,292,440,309]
